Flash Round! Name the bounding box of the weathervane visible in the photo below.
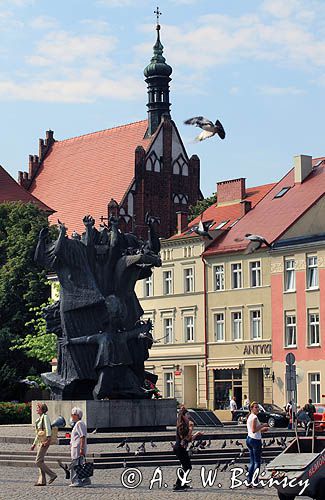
[154,6,162,26]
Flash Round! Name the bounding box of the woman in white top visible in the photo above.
[69,407,90,488]
[246,401,269,487]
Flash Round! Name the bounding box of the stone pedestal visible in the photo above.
[32,399,177,430]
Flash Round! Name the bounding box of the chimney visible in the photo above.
[217,178,246,205]
[241,200,252,214]
[294,155,312,183]
[176,211,188,234]
[45,129,54,145]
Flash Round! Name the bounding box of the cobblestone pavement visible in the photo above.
[0,464,311,500]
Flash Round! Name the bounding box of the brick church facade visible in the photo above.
[18,24,202,239]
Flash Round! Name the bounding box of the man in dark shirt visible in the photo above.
[304,399,316,421]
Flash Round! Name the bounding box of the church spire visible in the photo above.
[144,7,172,136]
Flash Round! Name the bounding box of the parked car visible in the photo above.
[233,403,289,428]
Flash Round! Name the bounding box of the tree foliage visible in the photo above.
[11,301,57,363]
[188,194,216,221]
[0,202,52,394]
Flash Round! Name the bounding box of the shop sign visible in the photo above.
[174,370,182,376]
[243,343,271,356]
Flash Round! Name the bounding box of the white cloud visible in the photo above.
[80,19,110,32]
[0,75,143,102]
[29,15,58,30]
[26,31,117,66]
[258,85,305,95]
[229,86,240,95]
[97,0,134,6]
[136,1,325,72]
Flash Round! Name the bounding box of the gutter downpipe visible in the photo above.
[202,255,209,407]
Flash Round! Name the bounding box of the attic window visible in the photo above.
[229,219,240,227]
[274,187,291,199]
[215,220,229,230]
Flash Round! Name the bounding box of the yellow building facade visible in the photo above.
[204,251,273,418]
[137,234,208,408]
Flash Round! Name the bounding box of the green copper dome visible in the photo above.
[144,25,172,78]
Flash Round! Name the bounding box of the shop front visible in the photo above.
[208,341,273,419]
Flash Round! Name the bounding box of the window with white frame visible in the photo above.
[214,312,225,342]
[164,372,174,398]
[184,268,194,293]
[231,311,242,340]
[184,316,195,342]
[308,311,320,346]
[163,270,173,295]
[306,255,318,289]
[285,313,297,347]
[285,258,295,291]
[143,275,153,297]
[163,317,173,344]
[231,263,242,289]
[309,373,321,404]
[250,310,262,340]
[250,261,261,287]
[214,265,225,291]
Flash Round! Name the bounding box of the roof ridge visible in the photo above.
[56,119,148,144]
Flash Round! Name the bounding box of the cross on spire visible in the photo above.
[154,6,161,25]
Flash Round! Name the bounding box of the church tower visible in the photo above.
[144,10,172,136]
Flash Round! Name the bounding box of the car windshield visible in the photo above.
[262,404,282,412]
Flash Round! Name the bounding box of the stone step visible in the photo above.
[0,449,280,469]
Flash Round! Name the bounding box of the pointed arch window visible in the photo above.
[146,151,161,172]
[127,192,134,216]
[173,193,188,204]
[172,154,188,176]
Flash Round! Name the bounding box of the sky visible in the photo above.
[0,0,325,197]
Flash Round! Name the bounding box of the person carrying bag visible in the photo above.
[69,407,92,487]
[31,402,57,486]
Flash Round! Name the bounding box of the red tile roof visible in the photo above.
[169,182,275,240]
[0,165,53,211]
[29,120,150,233]
[205,158,325,256]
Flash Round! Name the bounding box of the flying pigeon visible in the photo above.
[19,378,39,388]
[192,219,213,240]
[221,440,226,449]
[235,233,271,254]
[184,116,226,142]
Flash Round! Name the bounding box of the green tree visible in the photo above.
[188,194,216,221]
[11,300,57,363]
[0,202,52,396]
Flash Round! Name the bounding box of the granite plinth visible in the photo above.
[32,399,177,429]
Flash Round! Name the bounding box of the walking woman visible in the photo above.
[246,401,269,488]
[31,402,57,486]
[69,407,90,487]
[173,404,202,492]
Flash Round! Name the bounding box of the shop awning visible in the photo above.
[207,363,240,370]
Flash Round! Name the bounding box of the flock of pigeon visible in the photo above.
[115,436,287,470]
